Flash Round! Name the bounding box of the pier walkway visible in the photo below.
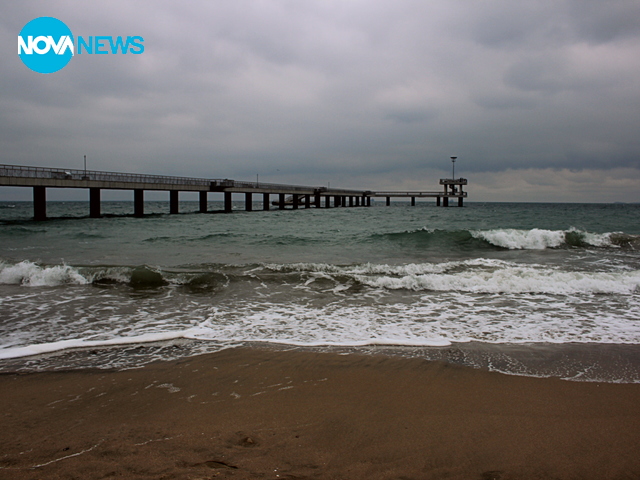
[0,164,467,220]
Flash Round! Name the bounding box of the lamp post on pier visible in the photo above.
[450,156,457,180]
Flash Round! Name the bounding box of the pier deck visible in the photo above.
[0,164,467,219]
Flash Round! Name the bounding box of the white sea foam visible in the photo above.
[1,257,639,363]
[265,260,640,295]
[263,258,509,276]
[355,268,640,294]
[0,330,200,360]
[1,285,639,362]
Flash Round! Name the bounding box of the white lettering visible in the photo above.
[52,36,74,55]
[32,36,49,54]
[18,36,31,54]
[18,35,74,55]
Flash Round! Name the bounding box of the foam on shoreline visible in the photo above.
[2,339,639,384]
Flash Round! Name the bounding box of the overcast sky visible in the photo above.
[2,0,640,202]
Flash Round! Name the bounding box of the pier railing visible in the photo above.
[373,191,468,197]
[0,164,367,195]
[0,164,218,188]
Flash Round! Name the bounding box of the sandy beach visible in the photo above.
[1,347,639,480]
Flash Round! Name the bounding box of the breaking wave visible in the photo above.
[376,227,639,251]
[2,258,638,296]
[264,259,640,295]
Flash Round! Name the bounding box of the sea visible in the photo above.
[1,200,639,382]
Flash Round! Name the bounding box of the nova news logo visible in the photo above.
[18,17,144,74]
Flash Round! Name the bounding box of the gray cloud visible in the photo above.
[1,0,639,202]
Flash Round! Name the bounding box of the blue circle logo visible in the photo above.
[18,17,74,74]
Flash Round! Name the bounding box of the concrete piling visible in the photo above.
[90,188,101,218]
[199,191,208,213]
[33,186,46,221]
[224,192,232,213]
[134,189,144,217]
[170,190,179,214]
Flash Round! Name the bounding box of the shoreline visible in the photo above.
[2,346,639,479]
[2,340,639,384]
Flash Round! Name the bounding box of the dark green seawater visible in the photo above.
[1,200,639,381]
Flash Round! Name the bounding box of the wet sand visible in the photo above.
[1,347,639,479]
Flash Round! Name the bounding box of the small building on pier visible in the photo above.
[372,178,468,207]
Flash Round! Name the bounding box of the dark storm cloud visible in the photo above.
[1,0,639,202]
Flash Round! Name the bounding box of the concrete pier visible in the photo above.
[0,164,466,220]
[374,178,467,207]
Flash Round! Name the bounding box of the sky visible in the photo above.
[1,0,640,202]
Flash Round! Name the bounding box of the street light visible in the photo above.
[450,156,457,180]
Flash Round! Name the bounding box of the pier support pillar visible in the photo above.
[263,193,270,211]
[356,197,360,207]
[314,194,321,208]
[245,193,253,211]
[436,197,441,207]
[411,197,415,206]
[367,197,371,207]
[443,196,449,207]
[33,186,46,221]
[224,192,233,213]
[386,197,390,206]
[279,194,285,210]
[325,196,331,208]
[90,188,101,218]
[334,196,340,207]
[292,194,299,210]
[134,189,144,217]
[305,195,311,208]
[458,197,464,207]
[349,196,354,207]
[199,191,208,213]
[170,190,179,214]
